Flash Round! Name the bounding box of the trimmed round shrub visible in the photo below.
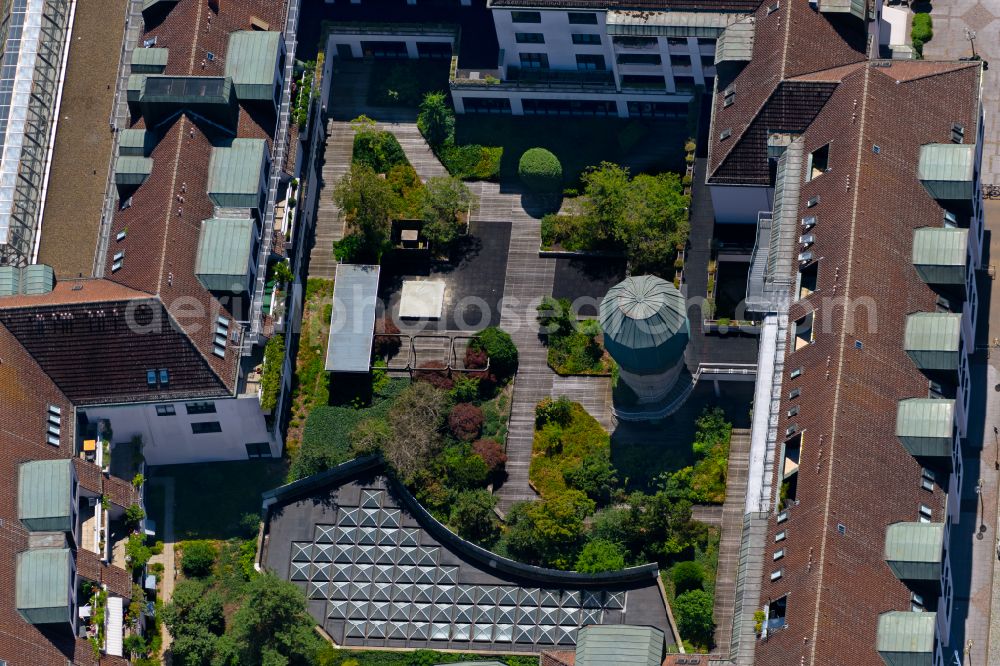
[672,560,705,595]
[180,541,216,578]
[472,327,518,378]
[472,438,507,477]
[518,148,563,192]
[449,403,484,441]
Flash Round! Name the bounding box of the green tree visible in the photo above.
[564,449,618,506]
[181,541,217,578]
[349,417,392,456]
[271,260,294,284]
[333,163,398,262]
[472,327,518,378]
[671,560,705,595]
[617,172,690,273]
[417,91,455,147]
[450,489,500,544]
[503,490,594,569]
[228,574,323,666]
[674,589,715,648]
[536,296,576,337]
[518,147,563,192]
[421,176,475,251]
[162,580,226,665]
[575,538,626,573]
[580,162,631,244]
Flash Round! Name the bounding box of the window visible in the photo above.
[944,210,957,228]
[790,367,803,379]
[667,37,687,46]
[767,596,787,630]
[146,370,157,387]
[775,530,786,542]
[185,402,217,415]
[921,468,935,492]
[245,442,271,459]
[770,569,783,581]
[767,1,780,13]
[919,504,932,522]
[214,316,230,358]
[674,76,696,92]
[794,312,814,350]
[837,523,846,535]
[620,74,666,90]
[463,97,512,115]
[158,369,169,386]
[777,510,789,523]
[156,404,176,416]
[723,86,735,107]
[47,405,61,446]
[780,433,801,510]
[671,55,692,68]
[951,123,965,144]
[576,54,605,70]
[806,143,830,181]
[614,36,657,48]
[719,128,732,141]
[116,229,127,242]
[572,33,601,45]
[806,195,820,208]
[773,548,785,561]
[617,53,661,65]
[911,592,925,612]
[872,144,881,155]
[799,261,818,299]
[519,52,549,69]
[191,421,222,435]
[787,406,799,417]
[112,251,124,272]
[511,11,541,23]
[697,38,715,45]
[788,387,801,399]
[515,32,544,44]
[567,11,598,24]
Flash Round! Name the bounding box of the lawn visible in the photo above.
[454,115,688,187]
[146,460,288,540]
[285,278,334,453]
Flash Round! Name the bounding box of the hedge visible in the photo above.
[518,148,563,192]
[439,143,502,180]
[353,130,408,173]
[259,335,284,411]
[911,12,932,56]
[469,326,518,377]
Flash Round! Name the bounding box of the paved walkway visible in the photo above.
[308,119,353,280]
[375,121,449,181]
[713,427,751,654]
[148,477,176,660]
[922,1,1000,183]
[551,375,613,432]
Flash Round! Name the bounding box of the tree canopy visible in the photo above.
[575,538,626,573]
[421,176,475,250]
[333,163,397,262]
[417,92,455,147]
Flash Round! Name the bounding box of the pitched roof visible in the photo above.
[16,548,73,625]
[489,0,762,10]
[575,625,664,666]
[18,460,75,533]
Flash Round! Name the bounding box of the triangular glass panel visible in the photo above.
[346,619,366,638]
[290,562,310,581]
[374,565,394,583]
[399,528,419,547]
[370,601,390,621]
[331,544,350,564]
[315,524,336,543]
[348,601,369,619]
[380,508,401,528]
[557,625,577,645]
[377,528,399,545]
[539,590,560,607]
[349,582,370,600]
[433,585,455,604]
[496,606,516,624]
[516,606,537,624]
[358,528,377,546]
[311,564,331,582]
[340,507,359,527]
[389,602,411,622]
[581,591,602,608]
[396,565,416,583]
[368,620,387,638]
[414,584,435,603]
[520,588,540,606]
[494,623,514,642]
[361,508,380,527]
[473,623,493,642]
[388,621,408,639]
[561,590,581,608]
[452,623,471,641]
[335,526,354,545]
[580,608,602,625]
[537,625,556,644]
[417,547,438,567]
[430,605,451,623]
[291,542,312,562]
[605,591,625,609]
[390,583,413,602]
[361,489,382,508]
[398,548,417,566]
[355,563,374,582]
[308,581,329,599]
[538,606,558,625]
[473,605,496,623]
[416,567,436,584]
[455,585,476,604]
[497,587,518,606]
[313,543,333,563]
[431,623,451,640]
[412,603,432,622]
[356,545,375,565]
[331,581,350,600]
[437,566,458,585]
[478,586,498,604]
[341,526,359,544]
[454,604,474,623]
[557,607,579,625]
[332,563,353,582]
[409,621,430,639]
[371,582,392,602]
[376,545,396,565]
[328,599,349,619]
[513,625,535,644]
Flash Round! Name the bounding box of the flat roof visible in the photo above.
[325,264,380,373]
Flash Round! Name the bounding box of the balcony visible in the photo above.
[877,611,936,666]
[904,312,962,373]
[912,227,968,286]
[918,143,977,204]
[895,398,955,459]
[884,522,944,581]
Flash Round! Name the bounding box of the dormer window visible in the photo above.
[806,143,830,181]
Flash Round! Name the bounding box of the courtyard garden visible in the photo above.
[537,296,613,376]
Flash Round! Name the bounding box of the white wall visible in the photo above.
[328,33,454,59]
[493,8,614,72]
[709,184,774,224]
[453,87,693,118]
[89,397,277,466]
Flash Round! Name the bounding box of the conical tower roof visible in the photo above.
[599,275,689,375]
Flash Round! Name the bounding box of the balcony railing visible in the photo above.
[476,66,615,91]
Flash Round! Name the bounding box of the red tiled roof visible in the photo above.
[540,650,576,666]
[0,279,150,308]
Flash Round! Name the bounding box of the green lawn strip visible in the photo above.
[454,115,687,186]
[147,460,287,540]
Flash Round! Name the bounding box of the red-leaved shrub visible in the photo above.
[414,361,454,390]
[473,438,507,477]
[373,318,402,359]
[448,403,484,441]
[464,345,488,370]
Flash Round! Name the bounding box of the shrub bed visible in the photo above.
[352,130,408,173]
[439,143,502,180]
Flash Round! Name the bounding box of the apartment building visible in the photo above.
[706,0,985,664]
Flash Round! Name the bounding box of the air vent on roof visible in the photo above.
[951,123,965,144]
[719,128,732,141]
[806,195,820,208]
[206,52,216,62]
[143,37,157,48]
[767,1,780,13]
[214,317,230,358]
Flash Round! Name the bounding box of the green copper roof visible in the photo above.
[119,129,154,157]
[0,265,53,296]
[131,47,168,73]
[0,266,21,296]
[18,460,74,533]
[207,139,268,209]
[877,611,936,664]
[715,18,754,65]
[225,31,283,101]
[195,217,256,292]
[896,398,954,440]
[918,143,976,201]
[904,312,961,353]
[127,74,144,102]
[114,156,153,186]
[912,227,967,284]
[885,522,944,564]
[576,625,664,666]
[819,0,866,19]
[600,275,689,375]
[16,548,73,625]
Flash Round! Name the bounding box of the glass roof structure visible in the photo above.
[0,0,72,266]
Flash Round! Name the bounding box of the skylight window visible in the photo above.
[806,144,830,181]
[146,370,157,387]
